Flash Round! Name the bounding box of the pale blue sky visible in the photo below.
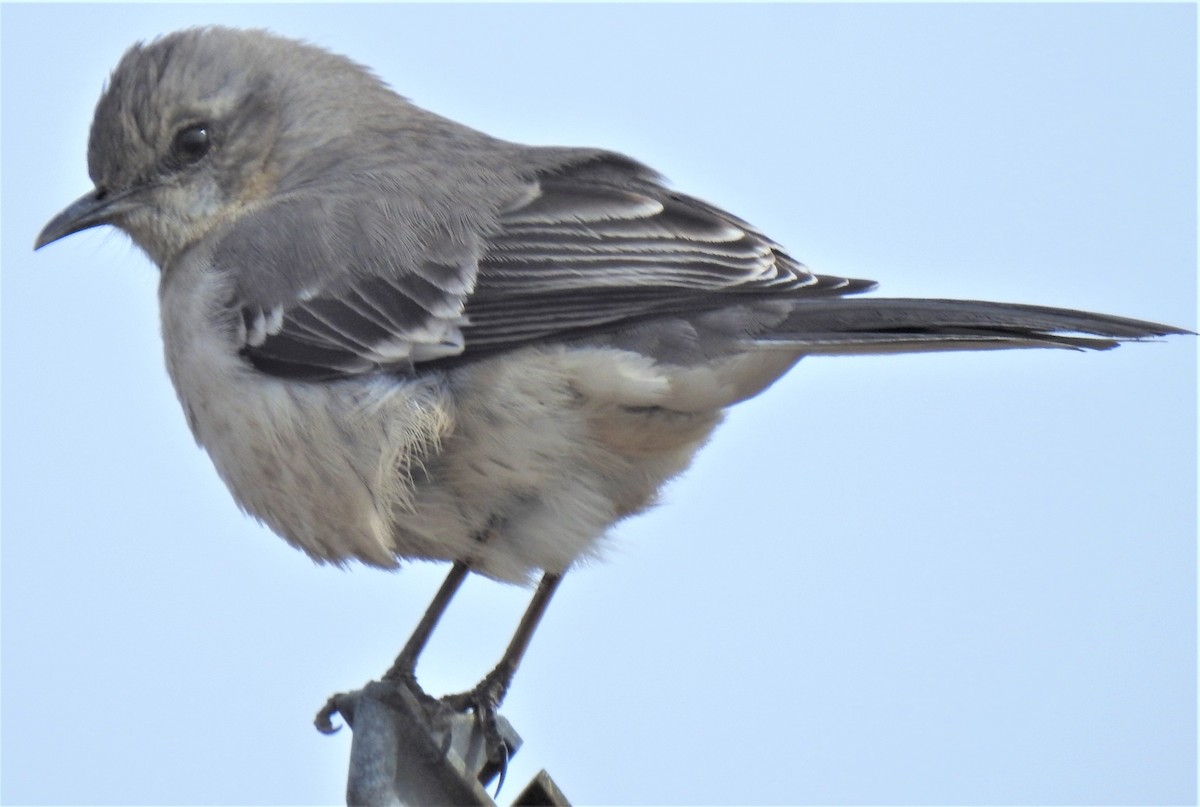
[2,4,1196,805]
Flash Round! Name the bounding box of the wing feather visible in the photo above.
[230,153,872,379]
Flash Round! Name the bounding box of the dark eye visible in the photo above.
[171,124,211,165]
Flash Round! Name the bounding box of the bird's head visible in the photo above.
[34,26,400,267]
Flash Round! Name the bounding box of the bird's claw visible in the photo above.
[314,692,349,734]
[441,674,512,764]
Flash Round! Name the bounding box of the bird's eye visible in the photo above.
[171,124,212,165]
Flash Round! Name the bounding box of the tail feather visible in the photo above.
[753,298,1191,354]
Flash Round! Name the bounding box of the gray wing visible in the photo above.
[221,189,483,380]
[231,153,873,380]
[459,163,872,354]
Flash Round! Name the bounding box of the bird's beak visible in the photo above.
[34,187,135,250]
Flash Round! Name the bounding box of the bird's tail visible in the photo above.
[751,298,1191,355]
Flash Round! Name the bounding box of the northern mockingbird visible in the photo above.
[35,26,1187,761]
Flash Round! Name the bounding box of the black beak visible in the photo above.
[34,187,133,250]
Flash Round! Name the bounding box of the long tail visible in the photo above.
[753,298,1191,354]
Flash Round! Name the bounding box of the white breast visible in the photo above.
[159,257,457,568]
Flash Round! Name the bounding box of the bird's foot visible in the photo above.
[314,670,442,735]
[440,670,513,766]
[381,668,444,711]
[313,672,516,792]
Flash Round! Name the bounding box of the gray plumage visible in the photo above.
[36,26,1185,652]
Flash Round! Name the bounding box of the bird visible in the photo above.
[35,25,1187,763]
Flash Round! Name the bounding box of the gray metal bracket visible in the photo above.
[328,681,568,806]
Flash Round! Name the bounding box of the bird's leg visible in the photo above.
[314,560,471,733]
[383,559,471,690]
[442,571,564,762]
